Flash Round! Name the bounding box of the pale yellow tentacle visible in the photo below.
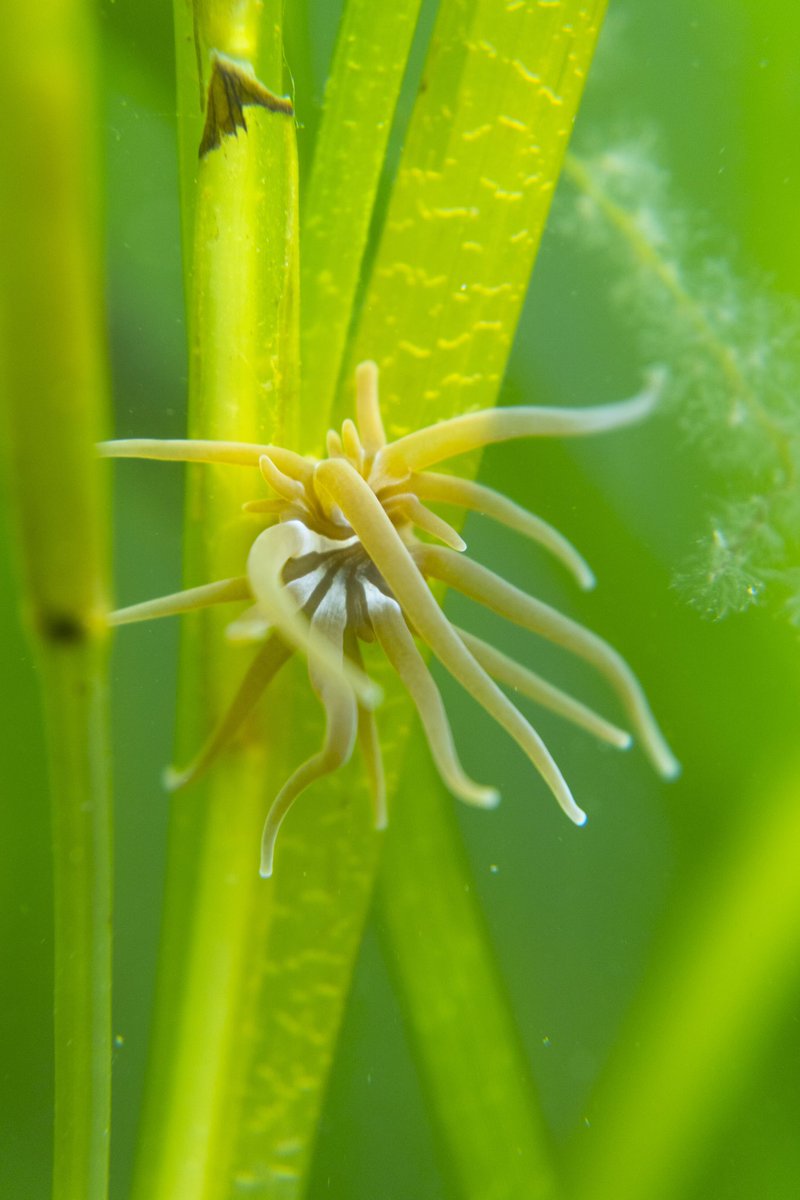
[225,605,272,644]
[357,704,388,831]
[98,438,314,479]
[456,627,631,749]
[383,493,466,551]
[418,544,680,779]
[260,578,358,876]
[367,583,498,809]
[411,471,594,589]
[259,453,304,501]
[341,419,365,471]
[242,498,286,514]
[107,576,251,626]
[347,635,387,830]
[314,458,586,825]
[372,368,665,483]
[165,634,292,792]
[355,360,385,455]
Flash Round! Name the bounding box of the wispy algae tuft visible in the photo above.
[101,361,678,876]
[562,144,800,623]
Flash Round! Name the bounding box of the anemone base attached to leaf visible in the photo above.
[101,361,678,876]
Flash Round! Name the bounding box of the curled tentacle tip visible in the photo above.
[162,765,189,793]
[659,753,682,781]
[361,680,384,711]
[225,621,270,644]
[372,797,389,830]
[647,362,669,388]
[642,364,669,407]
[476,787,501,810]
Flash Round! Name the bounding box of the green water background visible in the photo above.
[1,2,799,1196]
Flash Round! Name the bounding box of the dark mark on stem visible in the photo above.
[37,611,89,645]
[199,52,294,158]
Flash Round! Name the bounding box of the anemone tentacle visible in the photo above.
[366,582,498,810]
[455,627,631,749]
[165,634,292,792]
[259,576,358,877]
[409,472,595,589]
[98,437,313,478]
[108,576,252,626]
[355,360,386,455]
[348,634,387,831]
[416,544,679,779]
[103,361,677,874]
[382,493,466,551]
[314,457,587,826]
[370,367,666,484]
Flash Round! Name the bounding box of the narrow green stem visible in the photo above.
[0,3,112,1198]
[131,3,300,1197]
[44,650,112,1200]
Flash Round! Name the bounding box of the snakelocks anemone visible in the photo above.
[101,362,678,876]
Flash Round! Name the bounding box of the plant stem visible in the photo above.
[131,3,300,1196]
[43,651,112,1200]
[0,3,112,1198]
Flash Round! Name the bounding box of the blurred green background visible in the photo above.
[2,1,799,1197]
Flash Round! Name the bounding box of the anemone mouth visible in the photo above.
[102,360,677,876]
[281,538,396,644]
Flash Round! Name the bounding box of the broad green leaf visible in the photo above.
[347,0,608,430]
[346,1,607,1194]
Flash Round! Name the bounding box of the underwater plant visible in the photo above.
[102,360,677,875]
[4,3,798,1200]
